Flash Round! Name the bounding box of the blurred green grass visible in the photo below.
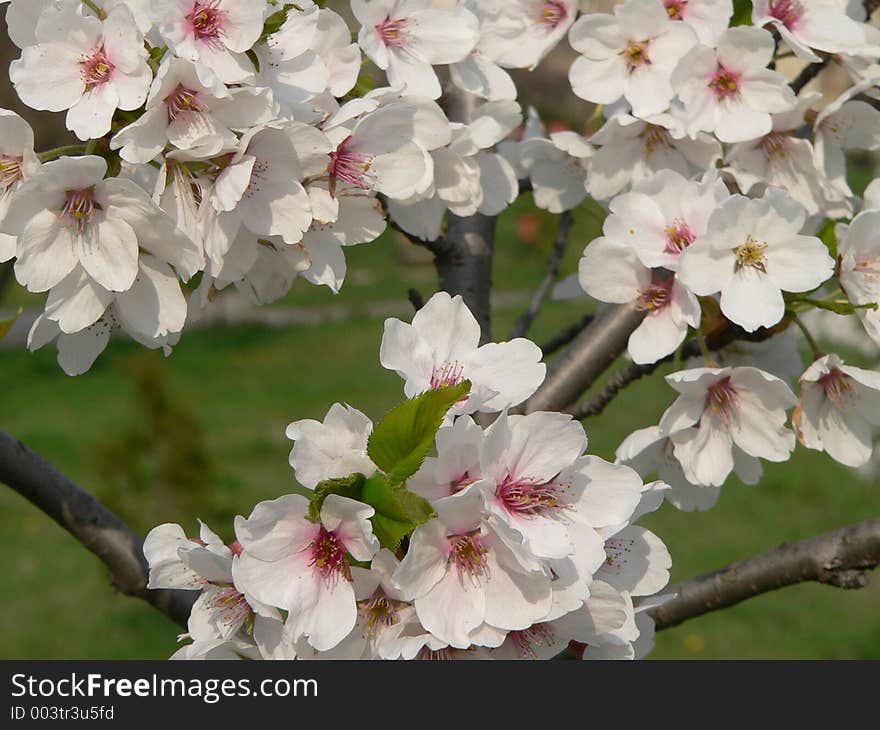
[1,200,879,660]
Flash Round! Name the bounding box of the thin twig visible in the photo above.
[791,55,831,94]
[511,211,574,339]
[407,288,425,312]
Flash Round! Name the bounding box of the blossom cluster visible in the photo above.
[146,292,673,660]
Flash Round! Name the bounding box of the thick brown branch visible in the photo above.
[511,211,574,339]
[0,430,195,627]
[652,518,880,630]
[540,313,595,358]
[523,303,646,413]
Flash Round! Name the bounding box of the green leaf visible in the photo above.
[816,218,840,260]
[731,0,752,26]
[361,474,436,551]
[0,307,22,343]
[367,381,471,486]
[306,473,366,522]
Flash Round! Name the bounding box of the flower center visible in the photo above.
[497,474,566,516]
[80,48,114,90]
[705,376,738,423]
[165,84,207,121]
[509,623,555,658]
[62,188,98,235]
[760,131,791,159]
[664,0,688,19]
[204,586,253,634]
[640,124,672,157]
[0,154,24,192]
[450,471,477,494]
[228,540,243,557]
[665,220,696,254]
[734,234,768,274]
[188,1,226,43]
[362,589,404,634]
[308,526,351,584]
[376,16,408,48]
[328,137,374,195]
[430,361,465,390]
[636,275,674,312]
[768,0,805,29]
[622,41,651,73]
[539,1,568,30]
[818,368,855,409]
[448,533,489,581]
[709,65,741,100]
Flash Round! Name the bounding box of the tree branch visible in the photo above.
[652,518,880,631]
[523,303,646,413]
[0,430,195,628]
[540,313,594,358]
[510,211,573,339]
[791,54,831,94]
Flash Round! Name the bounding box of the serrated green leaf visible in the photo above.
[0,307,22,343]
[361,474,435,551]
[367,381,471,486]
[306,472,366,522]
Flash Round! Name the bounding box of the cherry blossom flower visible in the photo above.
[752,0,877,62]
[658,367,797,487]
[519,131,592,214]
[2,155,199,294]
[795,354,880,467]
[672,26,796,143]
[661,0,732,46]
[0,109,39,263]
[586,112,721,201]
[392,489,552,649]
[837,209,880,345]
[568,0,697,118]
[678,188,835,332]
[10,2,152,140]
[154,0,266,84]
[286,403,377,489]
[380,291,546,415]
[353,0,479,100]
[409,416,484,503]
[233,493,379,652]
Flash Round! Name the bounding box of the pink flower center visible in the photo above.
[188,1,227,43]
[509,623,555,658]
[497,474,566,516]
[818,368,855,409]
[769,0,805,30]
[376,16,408,48]
[636,273,674,312]
[80,47,114,90]
[62,188,98,235]
[228,540,243,557]
[204,586,253,634]
[539,1,568,30]
[709,65,741,100]
[328,136,374,194]
[165,84,207,121]
[430,361,465,390]
[308,526,351,584]
[0,154,24,192]
[705,376,739,423]
[448,533,489,581]
[664,0,688,19]
[450,471,477,494]
[760,131,791,159]
[362,589,404,634]
[665,219,696,255]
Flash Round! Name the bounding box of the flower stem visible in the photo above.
[81,0,104,18]
[696,328,718,368]
[791,314,823,360]
[37,145,87,162]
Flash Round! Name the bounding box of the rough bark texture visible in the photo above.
[0,430,195,628]
[652,518,880,631]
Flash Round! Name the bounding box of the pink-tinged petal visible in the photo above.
[14,210,77,292]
